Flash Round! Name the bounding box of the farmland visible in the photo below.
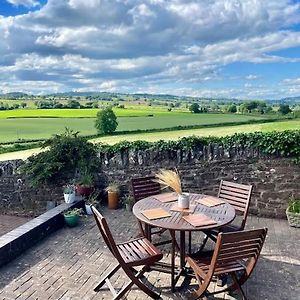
[1,119,299,162]
[0,110,265,143]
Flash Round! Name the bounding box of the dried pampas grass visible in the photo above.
[154,169,182,194]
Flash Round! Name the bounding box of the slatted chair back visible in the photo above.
[218,180,252,229]
[187,228,267,299]
[131,175,161,202]
[213,228,267,270]
[91,206,120,259]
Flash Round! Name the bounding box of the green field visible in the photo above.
[0,113,265,143]
[1,119,299,161]
[91,119,300,144]
[0,107,186,118]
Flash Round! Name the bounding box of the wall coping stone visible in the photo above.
[0,200,84,268]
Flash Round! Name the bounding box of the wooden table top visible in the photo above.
[133,193,236,231]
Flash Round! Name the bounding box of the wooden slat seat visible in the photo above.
[117,237,163,266]
[186,228,268,300]
[91,206,162,299]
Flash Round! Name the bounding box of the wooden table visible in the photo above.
[132,193,236,291]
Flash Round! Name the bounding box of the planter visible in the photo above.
[64,214,79,227]
[286,208,300,228]
[108,191,119,209]
[85,204,93,215]
[125,203,133,212]
[178,193,190,209]
[76,185,94,196]
[64,192,76,204]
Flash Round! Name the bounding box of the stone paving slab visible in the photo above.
[0,215,31,237]
[0,208,299,300]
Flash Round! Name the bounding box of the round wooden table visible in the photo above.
[133,193,236,291]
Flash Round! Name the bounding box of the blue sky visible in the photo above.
[0,0,300,99]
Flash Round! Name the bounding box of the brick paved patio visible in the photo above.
[0,215,31,237]
[0,208,299,300]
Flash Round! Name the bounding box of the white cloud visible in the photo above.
[6,0,40,8]
[0,0,300,98]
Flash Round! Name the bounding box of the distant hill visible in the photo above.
[280,96,300,103]
[0,92,29,98]
[2,90,300,103]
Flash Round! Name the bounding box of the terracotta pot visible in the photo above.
[76,185,94,196]
[108,191,119,209]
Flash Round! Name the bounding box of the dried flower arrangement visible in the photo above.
[154,169,182,195]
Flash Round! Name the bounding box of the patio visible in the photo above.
[0,208,299,300]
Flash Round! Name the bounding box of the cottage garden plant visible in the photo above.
[286,198,300,228]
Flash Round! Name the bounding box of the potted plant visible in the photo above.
[123,195,135,212]
[63,208,84,227]
[76,172,94,196]
[63,184,76,204]
[105,182,120,209]
[155,169,189,209]
[286,198,300,228]
[85,191,100,215]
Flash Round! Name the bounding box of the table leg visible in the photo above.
[144,223,151,241]
[188,231,192,254]
[180,231,186,269]
[170,230,176,292]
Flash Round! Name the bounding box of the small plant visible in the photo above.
[154,169,182,194]
[105,182,120,193]
[287,198,300,214]
[86,190,100,206]
[286,197,300,228]
[78,173,94,187]
[123,194,134,206]
[63,207,84,217]
[63,184,75,194]
[123,194,135,211]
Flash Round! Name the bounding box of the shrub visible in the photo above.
[20,128,99,187]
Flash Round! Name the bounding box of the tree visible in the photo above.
[66,99,81,109]
[189,103,200,113]
[95,107,118,134]
[278,104,292,115]
[227,104,237,113]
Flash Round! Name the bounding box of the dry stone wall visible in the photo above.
[1,144,299,218]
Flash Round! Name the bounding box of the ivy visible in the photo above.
[96,130,300,161]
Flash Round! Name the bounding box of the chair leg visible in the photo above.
[231,273,248,300]
[94,264,121,292]
[126,266,161,299]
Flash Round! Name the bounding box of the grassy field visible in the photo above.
[0,113,264,143]
[1,119,299,161]
[0,107,189,118]
[91,119,300,144]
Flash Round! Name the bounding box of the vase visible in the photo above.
[85,204,93,215]
[64,214,79,227]
[64,192,76,204]
[286,208,300,228]
[178,193,190,209]
[108,191,119,209]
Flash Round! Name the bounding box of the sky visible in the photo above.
[0,0,300,99]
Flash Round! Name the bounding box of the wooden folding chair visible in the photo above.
[186,228,268,300]
[131,176,172,246]
[198,180,253,252]
[91,206,163,299]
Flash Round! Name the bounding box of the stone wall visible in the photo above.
[1,144,299,218]
[0,160,63,216]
